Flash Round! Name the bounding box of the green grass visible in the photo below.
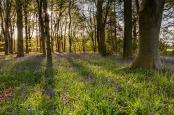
[0,53,174,115]
[0,54,16,60]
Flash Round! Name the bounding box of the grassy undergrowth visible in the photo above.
[0,53,174,115]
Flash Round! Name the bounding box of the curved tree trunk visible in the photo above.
[131,0,165,69]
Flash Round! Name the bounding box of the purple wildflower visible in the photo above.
[46,88,55,95]
[134,108,138,112]
[25,96,28,101]
[149,112,154,115]
[29,110,34,115]
[17,110,20,115]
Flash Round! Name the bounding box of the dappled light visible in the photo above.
[1,54,174,114]
[0,0,174,114]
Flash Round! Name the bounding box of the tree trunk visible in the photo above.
[68,0,72,53]
[16,0,24,57]
[9,17,14,54]
[132,15,137,52]
[100,26,107,56]
[63,18,67,52]
[50,0,54,53]
[43,0,52,67]
[123,0,132,59]
[131,0,165,69]
[9,29,13,54]
[36,0,46,56]
[24,0,29,54]
[96,0,102,54]
[4,0,11,55]
[114,0,117,53]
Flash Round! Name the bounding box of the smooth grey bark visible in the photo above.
[16,0,24,57]
[123,0,132,59]
[131,0,165,69]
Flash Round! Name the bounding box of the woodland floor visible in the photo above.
[0,53,174,115]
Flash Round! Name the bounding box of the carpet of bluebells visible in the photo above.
[0,53,174,115]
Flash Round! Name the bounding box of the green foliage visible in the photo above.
[0,54,174,114]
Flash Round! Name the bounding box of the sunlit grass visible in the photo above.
[0,53,174,114]
[0,54,16,60]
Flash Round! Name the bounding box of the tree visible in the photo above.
[0,0,12,55]
[24,0,30,54]
[36,0,46,56]
[131,0,165,69]
[68,0,73,53]
[96,0,113,56]
[16,0,24,57]
[123,0,132,59]
[43,0,52,67]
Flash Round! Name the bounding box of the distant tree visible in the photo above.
[0,0,13,55]
[131,0,165,69]
[16,0,24,57]
[23,0,31,54]
[68,0,73,53]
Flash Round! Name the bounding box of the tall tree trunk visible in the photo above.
[100,26,107,56]
[16,0,24,57]
[36,14,39,52]
[133,15,137,52]
[114,0,117,53]
[131,0,165,69]
[123,0,132,59]
[97,0,111,56]
[63,18,67,52]
[28,27,31,52]
[96,0,102,54]
[36,0,46,56]
[110,14,114,51]
[9,17,14,54]
[60,22,63,52]
[13,33,15,53]
[43,0,52,67]
[50,0,54,53]
[24,0,29,54]
[68,0,72,53]
[4,0,11,55]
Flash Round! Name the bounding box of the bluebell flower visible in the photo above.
[29,110,34,115]
[134,108,138,112]
[149,112,154,115]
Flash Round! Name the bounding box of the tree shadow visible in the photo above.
[66,56,136,114]
[36,60,57,115]
[0,54,47,114]
[65,54,174,114]
[0,54,46,89]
